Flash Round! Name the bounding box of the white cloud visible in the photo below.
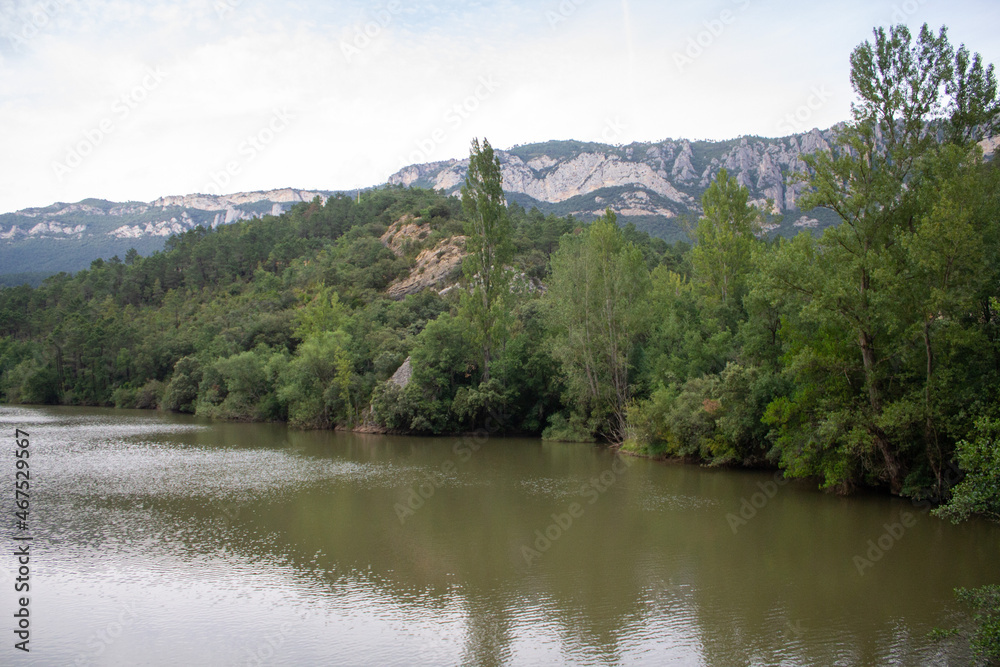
[0,0,998,211]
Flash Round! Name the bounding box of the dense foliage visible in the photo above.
[1,25,999,524]
[1,21,997,661]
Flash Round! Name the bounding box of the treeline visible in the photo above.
[0,183,596,426]
[1,25,999,515]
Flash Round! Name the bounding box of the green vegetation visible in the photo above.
[460,138,515,384]
[1,24,999,525]
[0,22,995,662]
[544,209,650,442]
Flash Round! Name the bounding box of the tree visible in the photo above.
[163,356,202,413]
[934,417,1000,523]
[691,168,761,310]
[545,210,650,442]
[764,24,1000,494]
[932,417,1000,662]
[460,138,514,383]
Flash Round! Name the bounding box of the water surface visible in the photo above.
[1,406,997,666]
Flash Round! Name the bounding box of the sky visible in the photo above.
[1,0,999,213]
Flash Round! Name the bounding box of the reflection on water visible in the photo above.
[1,406,997,666]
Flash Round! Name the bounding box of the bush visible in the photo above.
[135,379,165,409]
[278,331,352,429]
[110,385,138,409]
[370,313,476,434]
[163,356,202,413]
[113,379,166,409]
[198,350,274,421]
[625,377,724,459]
[541,412,595,442]
[934,418,1000,523]
[1,357,60,405]
[957,585,1000,663]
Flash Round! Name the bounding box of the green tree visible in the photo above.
[371,313,476,434]
[545,210,650,442]
[932,417,1000,662]
[691,168,761,310]
[460,137,514,383]
[163,356,202,413]
[935,417,1000,523]
[764,24,1000,494]
[278,330,353,429]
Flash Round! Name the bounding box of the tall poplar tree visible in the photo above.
[691,168,761,312]
[460,138,513,383]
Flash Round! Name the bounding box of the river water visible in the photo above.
[1,405,998,666]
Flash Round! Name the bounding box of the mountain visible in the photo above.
[387,129,851,239]
[7,127,994,285]
[0,188,334,284]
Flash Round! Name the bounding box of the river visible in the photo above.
[1,405,998,666]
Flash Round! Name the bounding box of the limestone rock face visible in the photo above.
[388,357,412,388]
[2,188,337,251]
[385,236,467,300]
[151,188,327,211]
[671,141,698,183]
[379,215,429,256]
[387,127,852,222]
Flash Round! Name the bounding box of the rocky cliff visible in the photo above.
[388,130,842,236]
[8,126,994,282]
[379,216,466,300]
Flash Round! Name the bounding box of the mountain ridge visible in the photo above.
[5,126,994,283]
[385,128,845,238]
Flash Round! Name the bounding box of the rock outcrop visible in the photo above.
[379,215,467,300]
[385,237,466,300]
[388,357,413,389]
[388,128,845,222]
[9,124,993,280]
[151,188,328,211]
[1,189,335,247]
[379,215,427,256]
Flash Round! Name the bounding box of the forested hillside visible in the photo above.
[0,190,333,282]
[2,24,999,529]
[0,184,609,432]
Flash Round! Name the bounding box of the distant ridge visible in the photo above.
[4,128,995,282]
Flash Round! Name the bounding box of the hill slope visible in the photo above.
[11,125,990,280]
[0,189,334,281]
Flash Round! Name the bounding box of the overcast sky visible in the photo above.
[1,0,998,212]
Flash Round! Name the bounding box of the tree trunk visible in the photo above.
[859,328,903,493]
[923,320,943,496]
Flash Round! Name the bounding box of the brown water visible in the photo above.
[1,405,998,666]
